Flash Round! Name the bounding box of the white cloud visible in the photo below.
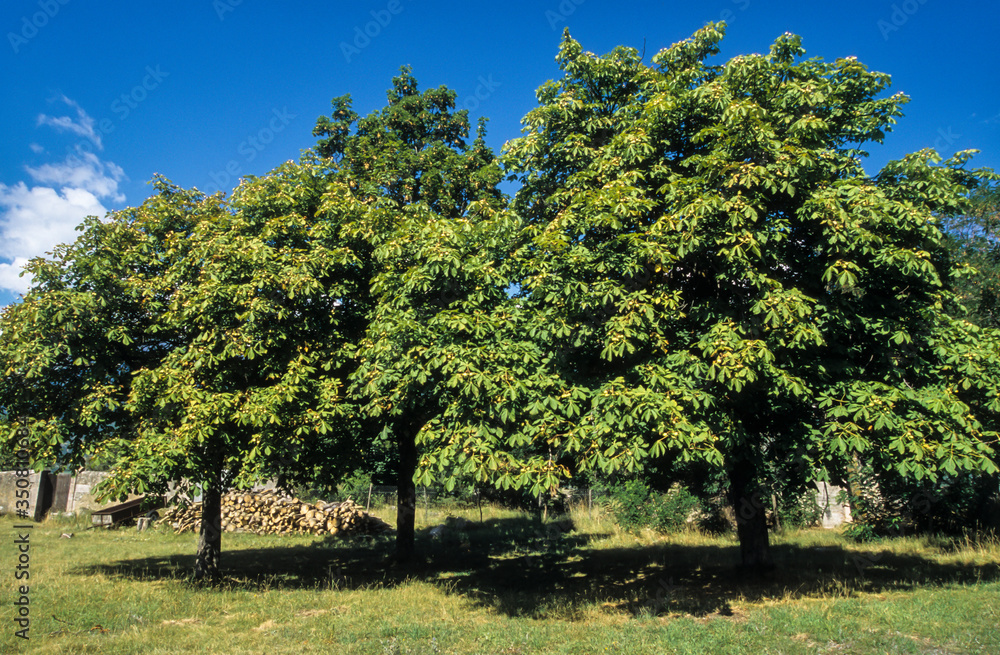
[26,150,125,203]
[0,181,109,263]
[0,258,31,296]
[0,99,126,298]
[36,95,103,150]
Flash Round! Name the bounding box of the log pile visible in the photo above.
[159,490,393,537]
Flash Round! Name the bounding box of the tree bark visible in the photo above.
[395,419,419,565]
[729,463,774,571]
[195,483,222,580]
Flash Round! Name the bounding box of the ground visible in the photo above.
[2,502,998,654]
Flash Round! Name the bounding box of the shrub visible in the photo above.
[840,462,999,539]
[604,479,652,532]
[652,485,701,533]
[842,520,880,544]
[335,470,373,503]
[604,479,701,534]
[690,496,733,535]
[777,488,824,529]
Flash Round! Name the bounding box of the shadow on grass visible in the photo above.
[74,516,1000,619]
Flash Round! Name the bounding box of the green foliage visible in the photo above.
[653,485,702,533]
[104,160,372,501]
[311,67,510,561]
[335,469,373,503]
[943,184,1000,329]
[843,460,999,538]
[311,65,511,454]
[602,479,651,532]
[842,520,880,544]
[486,24,1000,567]
[0,179,205,475]
[3,27,1000,579]
[603,478,700,534]
[0,161,375,551]
[776,489,823,529]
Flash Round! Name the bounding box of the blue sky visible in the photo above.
[1,0,998,306]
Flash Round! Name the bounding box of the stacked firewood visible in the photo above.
[159,490,392,536]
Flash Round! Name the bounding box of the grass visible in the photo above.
[2,503,999,654]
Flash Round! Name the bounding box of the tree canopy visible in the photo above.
[488,24,1000,566]
[313,66,510,562]
[2,24,998,574]
[943,184,1000,330]
[1,164,375,577]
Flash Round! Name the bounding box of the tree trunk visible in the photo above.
[195,483,222,580]
[729,464,774,571]
[395,419,419,565]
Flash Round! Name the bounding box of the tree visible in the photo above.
[118,160,375,578]
[313,67,509,563]
[1,166,368,579]
[0,179,205,476]
[2,67,510,573]
[497,25,1000,569]
[943,184,1000,329]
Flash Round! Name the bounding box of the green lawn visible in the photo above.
[2,505,998,654]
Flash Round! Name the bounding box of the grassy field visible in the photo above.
[2,502,999,654]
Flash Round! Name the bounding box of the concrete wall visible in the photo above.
[815,480,852,528]
[0,471,47,520]
[0,470,122,519]
[70,470,116,512]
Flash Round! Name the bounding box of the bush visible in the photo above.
[335,470,373,503]
[652,485,701,533]
[690,496,733,535]
[604,479,651,532]
[604,479,700,534]
[777,488,823,529]
[842,520,880,544]
[839,462,999,540]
